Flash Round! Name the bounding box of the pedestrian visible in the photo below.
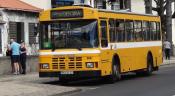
[10,39,20,75]
[6,44,14,73]
[164,39,171,60]
[20,41,27,74]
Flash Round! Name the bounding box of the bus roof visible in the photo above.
[98,9,159,17]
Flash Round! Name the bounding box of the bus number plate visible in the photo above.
[60,71,74,75]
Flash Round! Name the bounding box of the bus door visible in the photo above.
[100,19,112,76]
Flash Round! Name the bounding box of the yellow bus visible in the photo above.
[39,6,162,83]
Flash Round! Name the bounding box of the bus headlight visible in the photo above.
[41,63,49,69]
[86,62,94,68]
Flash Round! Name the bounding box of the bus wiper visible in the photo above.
[77,46,82,51]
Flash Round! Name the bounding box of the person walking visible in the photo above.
[10,39,20,75]
[164,40,171,60]
[20,41,27,74]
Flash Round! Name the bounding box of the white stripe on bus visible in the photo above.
[40,50,101,55]
[110,41,162,49]
[40,41,162,55]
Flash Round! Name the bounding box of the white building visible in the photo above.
[0,0,41,57]
[20,0,51,10]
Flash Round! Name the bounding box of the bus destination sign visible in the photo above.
[51,9,83,19]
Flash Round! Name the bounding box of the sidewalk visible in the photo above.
[162,56,175,66]
[0,73,81,96]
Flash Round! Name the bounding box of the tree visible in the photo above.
[145,0,175,42]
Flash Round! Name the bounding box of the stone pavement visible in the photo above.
[0,73,81,96]
[0,57,174,96]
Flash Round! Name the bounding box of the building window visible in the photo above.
[9,22,24,43]
[51,0,74,8]
[111,0,120,10]
[120,0,130,10]
[29,23,38,44]
[94,0,106,9]
[81,0,84,3]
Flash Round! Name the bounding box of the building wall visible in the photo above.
[20,0,51,10]
[131,0,157,15]
[0,10,39,57]
[131,0,145,13]
[0,56,38,74]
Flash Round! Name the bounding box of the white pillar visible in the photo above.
[24,22,29,45]
[172,2,175,45]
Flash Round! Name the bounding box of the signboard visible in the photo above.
[51,9,83,19]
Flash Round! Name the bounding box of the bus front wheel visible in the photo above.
[108,58,121,83]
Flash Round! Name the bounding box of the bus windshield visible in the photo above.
[40,20,99,50]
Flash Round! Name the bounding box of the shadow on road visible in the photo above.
[43,72,158,87]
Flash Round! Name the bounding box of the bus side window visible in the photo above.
[134,21,142,41]
[116,19,125,42]
[142,21,150,41]
[125,20,134,42]
[150,22,157,40]
[100,21,108,47]
[109,19,115,42]
[156,22,161,40]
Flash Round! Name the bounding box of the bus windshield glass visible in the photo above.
[40,20,99,49]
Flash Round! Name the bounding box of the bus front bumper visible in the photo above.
[39,70,101,79]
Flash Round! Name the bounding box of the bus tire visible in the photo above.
[108,58,121,83]
[145,54,153,75]
[136,54,153,76]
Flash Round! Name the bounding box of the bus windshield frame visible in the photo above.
[40,20,99,50]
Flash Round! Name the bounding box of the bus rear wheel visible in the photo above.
[136,54,153,76]
[145,55,153,75]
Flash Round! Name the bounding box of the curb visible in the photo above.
[51,89,82,96]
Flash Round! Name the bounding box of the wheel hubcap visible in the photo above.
[113,65,119,76]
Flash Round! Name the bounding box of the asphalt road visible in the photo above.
[62,64,175,96]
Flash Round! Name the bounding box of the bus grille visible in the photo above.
[52,58,59,69]
[52,57,82,70]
